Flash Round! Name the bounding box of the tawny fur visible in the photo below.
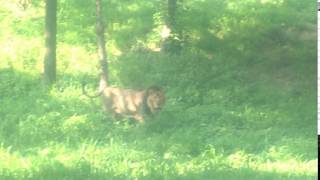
[83,84,165,122]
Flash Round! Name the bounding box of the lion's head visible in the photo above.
[145,86,165,114]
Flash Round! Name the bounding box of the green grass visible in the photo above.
[0,0,316,179]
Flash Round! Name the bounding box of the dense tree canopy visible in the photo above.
[0,0,316,179]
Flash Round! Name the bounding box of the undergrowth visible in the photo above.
[0,0,316,179]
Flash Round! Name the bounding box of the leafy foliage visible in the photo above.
[0,0,316,179]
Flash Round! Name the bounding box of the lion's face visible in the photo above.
[146,87,165,113]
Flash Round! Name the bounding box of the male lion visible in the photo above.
[82,82,165,122]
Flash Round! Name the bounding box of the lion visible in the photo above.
[82,82,165,122]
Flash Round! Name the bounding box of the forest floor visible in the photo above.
[0,1,317,180]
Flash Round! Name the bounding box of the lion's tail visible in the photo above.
[82,78,107,98]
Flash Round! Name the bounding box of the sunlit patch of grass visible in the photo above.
[0,0,316,179]
[0,142,316,179]
[0,35,44,74]
[1,0,44,19]
[226,149,316,176]
[256,160,316,176]
[0,146,32,178]
[57,44,98,74]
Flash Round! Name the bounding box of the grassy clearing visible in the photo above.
[0,0,316,179]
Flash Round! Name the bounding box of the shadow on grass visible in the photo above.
[167,168,316,180]
[0,163,315,180]
[0,68,112,149]
[0,160,120,180]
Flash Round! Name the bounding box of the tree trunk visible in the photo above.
[43,0,57,85]
[161,0,180,53]
[167,0,177,32]
[95,0,109,90]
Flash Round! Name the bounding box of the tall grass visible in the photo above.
[0,0,316,179]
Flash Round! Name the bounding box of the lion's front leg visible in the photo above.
[133,114,144,123]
